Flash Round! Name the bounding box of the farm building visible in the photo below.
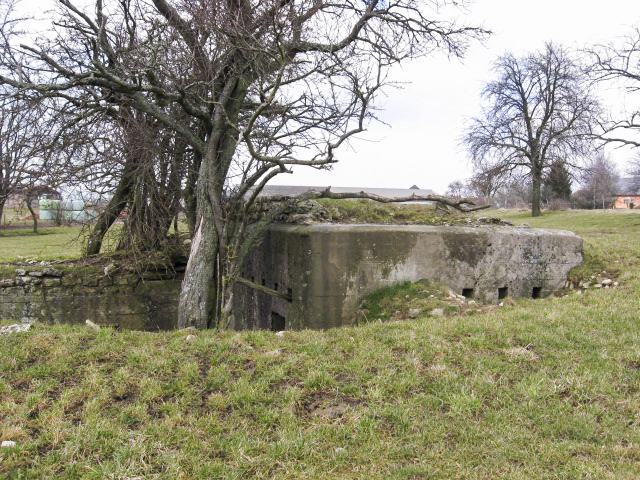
[613,178,640,209]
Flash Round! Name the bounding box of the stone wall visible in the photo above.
[0,265,180,330]
[233,224,583,330]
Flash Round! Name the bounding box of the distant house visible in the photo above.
[613,178,640,209]
[4,194,22,209]
[5,186,62,209]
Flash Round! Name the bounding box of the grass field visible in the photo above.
[2,209,640,478]
[0,205,86,262]
[0,222,127,263]
[0,227,85,262]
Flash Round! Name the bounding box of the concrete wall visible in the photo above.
[0,267,180,330]
[233,224,583,330]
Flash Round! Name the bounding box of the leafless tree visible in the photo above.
[445,180,470,200]
[0,2,71,228]
[0,90,60,229]
[589,26,640,149]
[468,167,507,203]
[0,0,487,328]
[0,97,36,220]
[463,43,601,217]
[490,173,531,209]
[78,108,190,256]
[626,153,640,193]
[579,153,619,209]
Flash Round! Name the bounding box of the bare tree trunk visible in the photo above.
[178,72,249,329]
[219,285,235,329]
[531,168,543,217]
[26,198,37,233]
[183,152,200,237]
[178,209,218,329]
[85,166,136,255]
[178,141,221,329]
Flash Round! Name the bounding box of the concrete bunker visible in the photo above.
[0,224,582,331]
[232,224,582,330]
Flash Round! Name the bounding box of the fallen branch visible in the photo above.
[235,277,293,302]
[313,188,490,212]
[259,187,491,213]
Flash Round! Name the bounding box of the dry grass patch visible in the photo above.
[2,210,640,478]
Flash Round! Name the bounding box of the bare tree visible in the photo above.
[490,174,531,209]
[38,100,194,255]
[0,90,60,229]
[0,97,36,221]
[445,180,470,200]
[463,43,601,217]
[467,166,507,203]
[590,26,640,148]
[626,153,640,192]
[79,108,190,256]
[0,1,70,228]
[579,153,618,209]
[0,0,487,328]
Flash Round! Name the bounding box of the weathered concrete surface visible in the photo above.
[234,224,582,330]
[0,267,180,330]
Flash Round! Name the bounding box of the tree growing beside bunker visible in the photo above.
[463,43,602,217]
[0,0,488,329]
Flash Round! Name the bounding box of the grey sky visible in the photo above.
[277,0,640,194]
[16,0,640,194]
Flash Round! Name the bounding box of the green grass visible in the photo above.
[317,199,471,225]
[2,209,640,478]
[0,227,85,262]
[358,279,462,322]
[0,222,128,263]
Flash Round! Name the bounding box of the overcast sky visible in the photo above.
[18,0,640,194]
[276,0,640,194]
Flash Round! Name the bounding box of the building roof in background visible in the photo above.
[256,185,435,199]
